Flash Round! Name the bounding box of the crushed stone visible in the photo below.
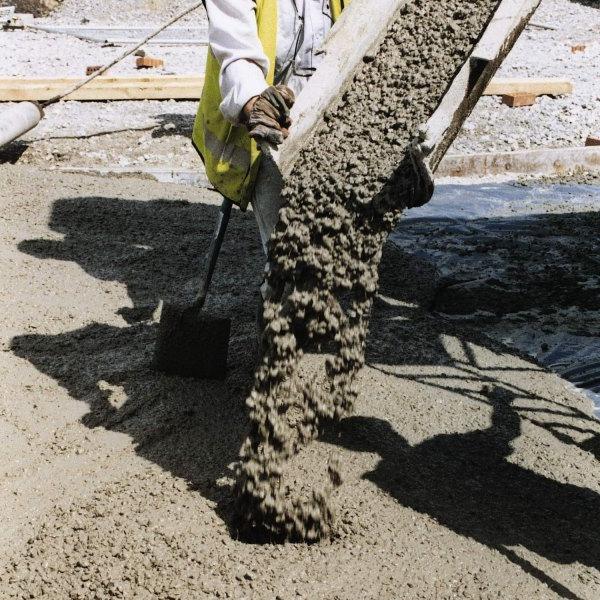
[236,0,503,541]
[2,0,597,173]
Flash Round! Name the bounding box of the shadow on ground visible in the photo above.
[12,194,264,523]
[569,0,599,8]
[0,140,29,164]
[10,194,600,595]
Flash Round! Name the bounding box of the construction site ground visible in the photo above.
[1,165,600,600]
[0,0,599,170]
[1,0,600,598]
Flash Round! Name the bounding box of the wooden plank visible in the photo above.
[437,146,600,178]
[484,78,573,96]
[0,76,204,101]
[0,74,569,103]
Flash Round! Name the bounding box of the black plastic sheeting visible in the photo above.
[391,180,600,416]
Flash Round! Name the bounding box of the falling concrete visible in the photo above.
[236,0,505,540]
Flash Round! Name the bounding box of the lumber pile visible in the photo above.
[483,78,573,108]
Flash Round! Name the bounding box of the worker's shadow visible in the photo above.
[324,241,600,598]
[331,395,600,599]
[17,195,260,324]
[371,205,600,466]
[12,193,264,519]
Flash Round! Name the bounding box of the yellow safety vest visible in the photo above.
[192,0,348,209]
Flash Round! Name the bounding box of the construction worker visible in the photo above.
[192,0,349,262]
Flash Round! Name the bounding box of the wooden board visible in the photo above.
[437,146,600,178]
[0,74,569,103]
[0,76,204,101]
[483,78,573,96]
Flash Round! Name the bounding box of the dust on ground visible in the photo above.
[1,165,600,599]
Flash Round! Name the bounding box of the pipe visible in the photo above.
[0,102,44,148]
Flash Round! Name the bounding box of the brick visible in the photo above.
[136,57,165,69]
[585,135,600,147]
[501,92,538,108]
[85,65,103,76]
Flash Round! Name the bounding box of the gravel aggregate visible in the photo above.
[453,0,600,153]
[1,0,598,171]
[37,0,205,25]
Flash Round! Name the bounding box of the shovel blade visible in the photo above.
[153,302,231,380]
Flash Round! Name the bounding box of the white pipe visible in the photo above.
[0,102,44,148]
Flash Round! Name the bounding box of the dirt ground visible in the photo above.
[1,0,598,174]
[1,165,599,599]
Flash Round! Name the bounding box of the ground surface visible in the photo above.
[452,0,600,153]
[395,178,600,414]
[1,165,600,599]
[0,0,598,172]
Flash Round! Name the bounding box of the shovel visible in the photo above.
[153,198,233,380]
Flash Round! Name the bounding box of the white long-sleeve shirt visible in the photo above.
[205,0,333,124]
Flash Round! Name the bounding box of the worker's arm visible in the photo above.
[204,0,270,124]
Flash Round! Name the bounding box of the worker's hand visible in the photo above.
[411,123,435,161]
[243,85,295,146]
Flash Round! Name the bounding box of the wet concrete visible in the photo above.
[237,0,503,540]
[2,166,600,599]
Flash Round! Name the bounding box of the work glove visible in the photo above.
[406,123,435,208]
[245,85,295,147]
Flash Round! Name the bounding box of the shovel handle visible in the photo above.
[194,197,233,311]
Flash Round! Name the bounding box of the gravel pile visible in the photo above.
[1,0,598,172]
[37,0,205,25]
[0,30,206,78]
[452,0,600,153]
